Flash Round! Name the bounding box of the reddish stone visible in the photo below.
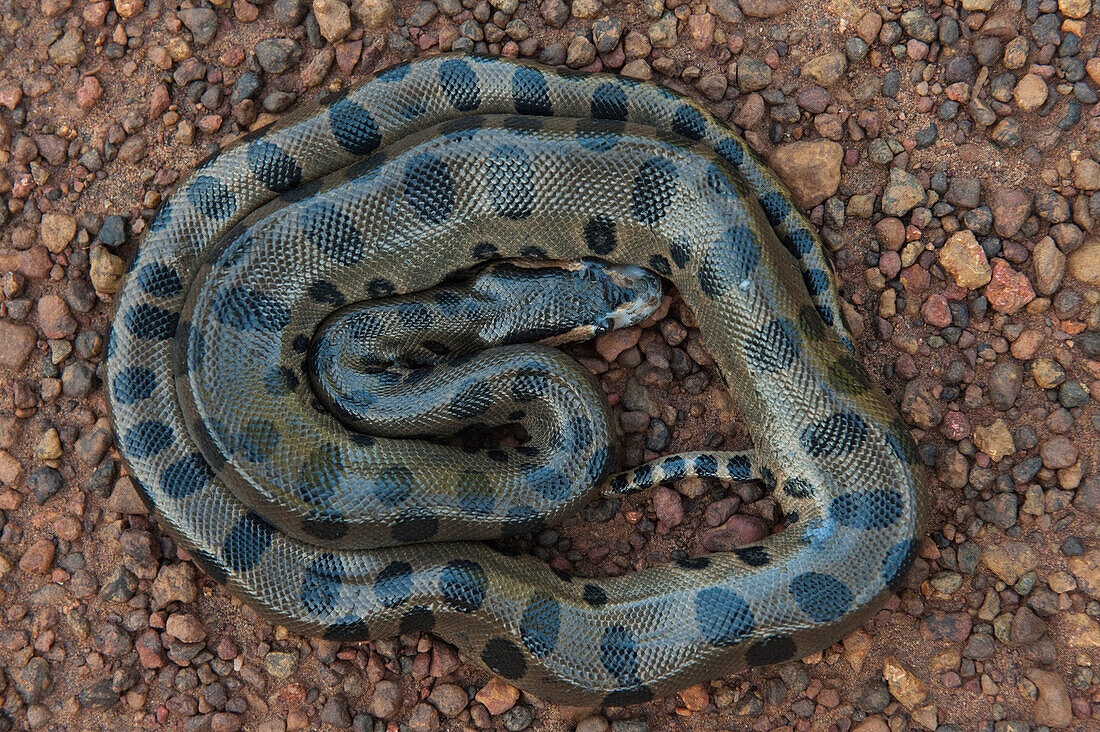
[985,258,1035,314]
[921,294,952,328]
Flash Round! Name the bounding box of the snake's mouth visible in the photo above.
[605,263,664,329]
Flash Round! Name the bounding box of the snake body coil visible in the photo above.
[107,54,929,705]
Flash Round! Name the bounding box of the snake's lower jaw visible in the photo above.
[604,264,664,329]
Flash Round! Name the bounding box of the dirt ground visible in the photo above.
[1,0,1099,730]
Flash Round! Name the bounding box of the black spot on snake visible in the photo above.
[307,280,347,306]
[782,478,814,499]
[135,262,183,298]
[187,175,236,220]
[817,304,836,327]
[323,618,370,641]
[669,237,690,269]
[784,227,815,258]
[301,200,365,266]
[246,140,303,192]
[676,557,710,570]
[695,587,755,646]
[295,443,343,507]
[439,58,481,111]
[706,164,737,199]
[374,561,414,608]
[671,104,707,140]
[301,553,344,616]
[590,82,628,121]
[449,380,492,419]
[212,286,291,333]
[744,318,802,372]
[512,67,552,116]
[803,268,830,301]
[160,452,214,500]
[481,638,526,680]
[391,509,438,543]
[631,463,653,488]
[328,99,382,155]
[800,412,869,458]
[648,254,671,276]
[745,635,798,666]
[584,215,617,255]
[705,225,762,297]
[789,571,853,623]
[124,304,179,342]
[124,420,173,459]
[734,546,770,567]
[569,415,593,452]
[600,625,640,686]
[582,583,608,606]
[439,559,488,612]
[113,367,156,405]
[727,454,752,480]
[301,513,349,541]
[404,152,454,225]
[367,278,396,298]
[830,488,904,530]
[661,455,687,479]
[520,593,561,657]
[400,606,436,633]
[222,511,275,573]
[759,191,792,228]
[149,203,173,232]
[604,686,655,707]
[631,157,678,224]
[472,242,499,260]
[694,454,719,477]
[586,444,613,485]
[760,464,777,489]
[714,138,745,168]
[375,60,411,82]
[607,474,628,495]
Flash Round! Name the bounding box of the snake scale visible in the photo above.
[106,53,929,706]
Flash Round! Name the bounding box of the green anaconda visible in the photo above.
[106,53,929,706]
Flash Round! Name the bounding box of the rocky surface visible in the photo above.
[0,0,1099,730]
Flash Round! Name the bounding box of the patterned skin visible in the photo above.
[106,54,929,706]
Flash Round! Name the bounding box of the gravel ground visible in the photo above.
[1,0,1100,730]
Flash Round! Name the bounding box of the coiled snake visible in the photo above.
[107,53,928,706]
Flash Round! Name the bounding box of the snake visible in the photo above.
[106,53,929,706]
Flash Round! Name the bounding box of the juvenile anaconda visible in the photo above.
[107,53,929,705]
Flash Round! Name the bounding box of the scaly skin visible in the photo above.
[106,54,928,706]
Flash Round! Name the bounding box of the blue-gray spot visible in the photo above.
[486,144,535,220]
[113,367,157,405]
[124,304,179,341]
[212,286,291,332]
[591,82,628,121]
[374,561,414,608]
[697,225,761,297]
[439,58,480,111]
[800,412,869,458]
[631,157,678,224]
[512,67,551,116]
[695,587,755,646]
[744,318,802,372]
[600,625,640,686]
[301,201,364,266]
[439,559,487,612]
[671,104,706,140]
[301,553,343,615]
[789,572,853,623]
[520,593,561,657]
[246,140,302,192]
[124,420,173,459]
[222,511,274,573]
[135,262,183,298]
[404,152,454,225]
[187,175,235,220]
[830,488,904,529]
[328,100,382,155]
[160,452,213,500]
